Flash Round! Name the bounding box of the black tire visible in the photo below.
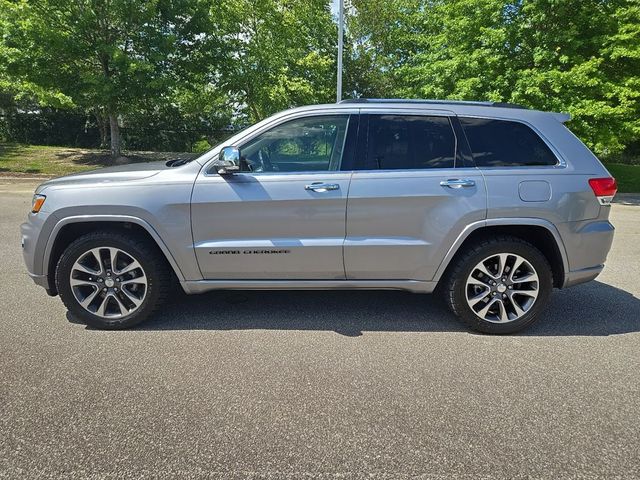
[55,231,171,329]
[440,236,553,334]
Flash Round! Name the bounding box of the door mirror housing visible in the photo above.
[216,146,241,175]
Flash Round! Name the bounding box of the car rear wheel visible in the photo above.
[56,231,171,329]
[441,236,553,334]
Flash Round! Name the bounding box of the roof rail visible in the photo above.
[339,98,528,109]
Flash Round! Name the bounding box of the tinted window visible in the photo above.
[363,115,456,170]
[460,117,557,167]
[240,115,349,172]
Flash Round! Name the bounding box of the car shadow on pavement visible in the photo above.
[613,194,640,206]
[85,280,640,337]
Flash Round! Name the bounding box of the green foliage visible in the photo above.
[192,139,212,153]
[602,163,640,193]
[0,0,639,157]
[214,0,337,121]
[346,0,640,155]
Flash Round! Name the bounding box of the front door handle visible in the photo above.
[440,178,476,189]
[305,182,340,192]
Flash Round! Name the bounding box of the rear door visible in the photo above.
[191,112,358,280]
[344,111,487,281]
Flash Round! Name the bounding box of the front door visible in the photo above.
[191,113,357,280]
[344,112,487,281]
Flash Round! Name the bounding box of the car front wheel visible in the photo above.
[56,231,170,329]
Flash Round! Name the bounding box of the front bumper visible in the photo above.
[28,272,56,295]
[21,210,54,292]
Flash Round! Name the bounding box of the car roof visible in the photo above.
[282,99,571,123]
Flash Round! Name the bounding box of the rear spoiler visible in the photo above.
[551,112,571,123]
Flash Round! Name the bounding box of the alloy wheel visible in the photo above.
[69,247,148,318]
[465,253,539,323]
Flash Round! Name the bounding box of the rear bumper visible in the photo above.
[562,265,604,288]
[558,218,614,288]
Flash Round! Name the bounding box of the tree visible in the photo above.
[1,0,220,156]
[346,0,640,155]
[214,0,338,122]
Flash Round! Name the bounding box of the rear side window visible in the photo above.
[363,115,456,170]
[459,117,558,167]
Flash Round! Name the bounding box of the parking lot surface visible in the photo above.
[1,179,639,479]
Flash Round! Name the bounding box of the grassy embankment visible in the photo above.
[0,143,197,178]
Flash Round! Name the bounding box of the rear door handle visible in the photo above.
[305,182,340,192]
[440,178,476,189]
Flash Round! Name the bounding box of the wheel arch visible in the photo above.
[44,215,186,295]
[434,219,569,288]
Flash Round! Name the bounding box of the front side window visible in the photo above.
[362,115,456,170]
[239,115,350,173]
[459,117,558,167]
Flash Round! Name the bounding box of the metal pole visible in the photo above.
[337,0,344,103]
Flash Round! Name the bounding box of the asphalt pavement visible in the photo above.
[1,179,639,479]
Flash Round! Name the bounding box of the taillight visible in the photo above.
[588,177,617,205]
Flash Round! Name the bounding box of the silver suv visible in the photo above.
[21,99,617,333]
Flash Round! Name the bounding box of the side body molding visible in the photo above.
[42,215,187,282]
[431,217,570,283]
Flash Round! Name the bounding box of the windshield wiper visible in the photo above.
[166,158,193,167]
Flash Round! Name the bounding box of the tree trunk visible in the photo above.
[109,112,121,157]
[95,112,109,149]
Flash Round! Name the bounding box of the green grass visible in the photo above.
[0,143,197,177]
[603,163,640,194]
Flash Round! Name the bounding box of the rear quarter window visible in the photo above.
[460,117,558,167]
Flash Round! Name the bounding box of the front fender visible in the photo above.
[41,215,189,283]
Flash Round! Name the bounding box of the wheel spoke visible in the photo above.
[508,292,526,317]
[70,277,99,287]
[467,276,492,288]
[477,297,499,319]
[509,256,525,283]
[496,253,510,278]
[79,288,99,308]
[475,262,497,280]
[511,288,537,298]
[73,262,101,276]
[121,287,144,307]
[117,259,142,275]
[513,271,539,284]
[496,299,509,322]
[89,248,106,274]
[110,293,128,315]
[95,294,108,317]
[468,289,490,307]
[109,247,119,273]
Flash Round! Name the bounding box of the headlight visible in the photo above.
[31,194,46,213]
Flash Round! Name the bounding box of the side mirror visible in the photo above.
[216,146,241,175]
